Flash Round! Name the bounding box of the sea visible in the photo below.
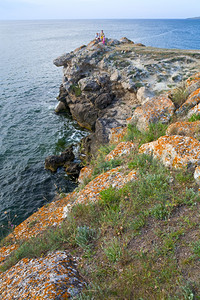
[0,19,200,238]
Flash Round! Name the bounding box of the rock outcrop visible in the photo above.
[54,38,200,157]
[2,40,200,299]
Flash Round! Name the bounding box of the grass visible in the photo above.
[125,122,168,147]
[188,113,200,122]
[171,81,190,109]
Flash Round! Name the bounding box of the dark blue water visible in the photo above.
[0,19,200,238]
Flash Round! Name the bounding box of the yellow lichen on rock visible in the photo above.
[139,135,200,169]
[78,166,93,184]
[109,127,128,144]
[74,167,137,205]
[176,88,200,115]
[105,141,136,161]
[166,121,200,139]
[130,94,175,132]
[0,251,84,299]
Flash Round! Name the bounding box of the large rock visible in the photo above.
[0,251,85,299]
[136,87,154,104]
[130,94,175,132]
[105,141,136,161]
[166,121,200,139]
[78,77,100,91]
[139,135,200,169]
[187,103,200,118]
[176,88,200,115]
[45,146,75,172]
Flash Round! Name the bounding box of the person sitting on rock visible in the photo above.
[95,32,100,41]
[100,30,105,41]
[102,35,106,45]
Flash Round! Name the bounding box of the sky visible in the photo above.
[0,0,200,20]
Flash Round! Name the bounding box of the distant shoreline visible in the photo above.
[187,17,200,20]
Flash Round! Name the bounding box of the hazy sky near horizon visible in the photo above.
[0,0,200,20]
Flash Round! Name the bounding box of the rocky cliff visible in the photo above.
[1,39,200,299]
[53,37,200,161]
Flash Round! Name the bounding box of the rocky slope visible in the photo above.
[1,40,200,299]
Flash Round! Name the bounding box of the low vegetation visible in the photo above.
[171,81,190,109]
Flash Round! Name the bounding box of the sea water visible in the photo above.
[0,19,200,238]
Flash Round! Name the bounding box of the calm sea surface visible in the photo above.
[0,19,200,237]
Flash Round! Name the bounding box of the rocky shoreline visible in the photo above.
[1,38,200,298]
[45,37,200,174]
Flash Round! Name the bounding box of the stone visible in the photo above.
[55,101,67,113]
[110,70,121,82]
[139,135,200,169]
[121,79,136,91]
[166,121,200,139]
[78,77,100,91]
[136,87,154,104]
[78,166,93,184]
[94,93,113,109]
[0,251,85,299]
[64,162,82,179]
[120,37,134,44]
[105,141,136,161]
[187,103,200,118]
[108,126,128,144]
[194,166,200,185]
[130,94,175,132]
[176,88,200,115]
[45,145,75,172]
[75,167,137,205]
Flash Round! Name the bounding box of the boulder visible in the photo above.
[120,37,134,44]
[139,135,200,169]
[105,141,136,161]
[78,166,93,184]
[0,251,85,299]
[130,94,175,132]
[194,166,200,185]
[45,146,74,172]
[166,121,200,139]
[108,126,128,144]
[176,88,200,115]
[78,77,100,91]
[136,87,154,104]
[65,162,82,179]
[110,69,121,82]
[55,101,68,113]
[94,93,113,109]
[187,103,200,118]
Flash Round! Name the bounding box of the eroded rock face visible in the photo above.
[166,121,200,139]
[139,135,200,169]
[0,251,85,299]
[130,94,175,132]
